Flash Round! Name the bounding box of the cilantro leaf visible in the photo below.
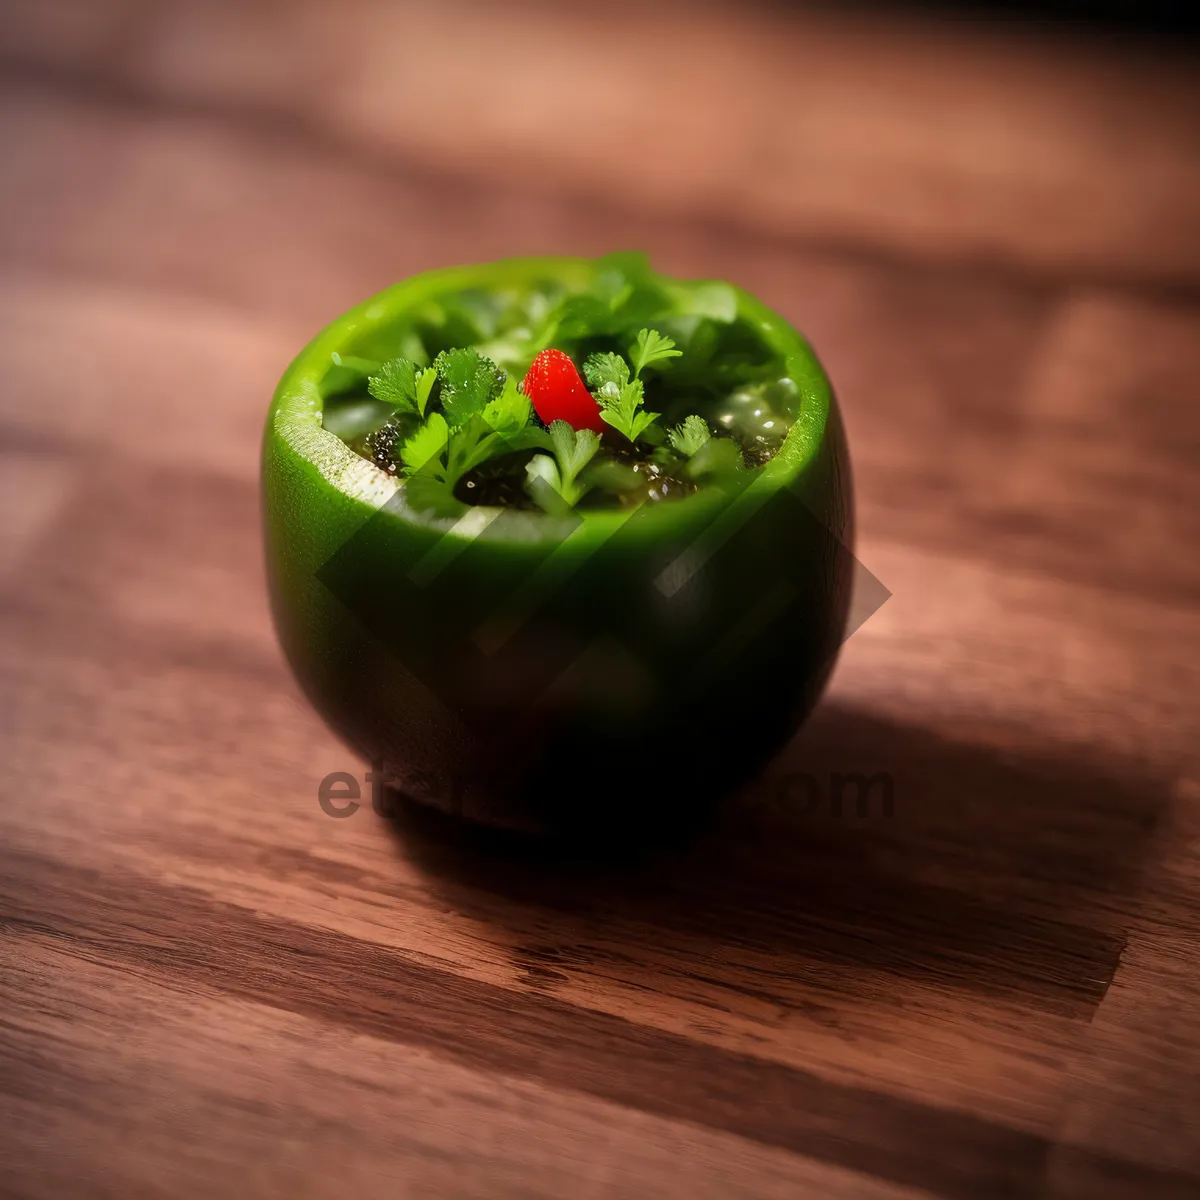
[527,421,600,510]
[404,471,463,519]
[445,414,505,480]
[549,420,600,481]
[368,357,427,416]
[585,343,661,444]
[594,374,660,444]
[414,367,437,416]
[630,328,682,378]
[433,348,504,428]
[401,412,449,474]
[480,374,532,435]
[582,351,630,391]
[624,408,661,442]
[402,413,500,515]
[496,426,554,455]
[667,414,712,457]
[401,374,546,515]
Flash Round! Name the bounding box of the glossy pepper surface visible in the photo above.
[262,257,853,837]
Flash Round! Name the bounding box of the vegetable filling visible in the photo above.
[320,254,799,515]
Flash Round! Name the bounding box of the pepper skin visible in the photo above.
[262,257,853,840]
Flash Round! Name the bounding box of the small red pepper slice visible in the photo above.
[522,349,604,433]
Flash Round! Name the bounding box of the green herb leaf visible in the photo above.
[626,409,661,442]
[524,456,574,517]
[582,351,630,391]
[496,426,553,455]
[594,380,623,407]
[401,412,449,474]
[414,367,437,416]
[630,328,682,378]
[433,348,504,428]
[404,471,464,518]
[480,374,532,435]
[667,414,712,457]
[526,421,601,510]
[595,374,660,444]
[549,420,600,482]
[445,414,504,481]
[368,357,425,415]
[403,412,506,515]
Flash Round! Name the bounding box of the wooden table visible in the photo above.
[2,2,1198,1196]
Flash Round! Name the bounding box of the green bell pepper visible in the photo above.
[262,256,852,838]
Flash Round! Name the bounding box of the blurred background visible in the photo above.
[2,2,1199,1198]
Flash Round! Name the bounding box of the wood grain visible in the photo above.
[1,2,1199,1197]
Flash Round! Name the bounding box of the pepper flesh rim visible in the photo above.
[265,256,834,543]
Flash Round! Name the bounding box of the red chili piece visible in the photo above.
[522,349,604,433]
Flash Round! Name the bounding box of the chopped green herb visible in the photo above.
[630,328,682,378]
[368,357,426,416]
[414,367,437,415]
[667,414,712,457]
[581,351,630,392]
[401,412,449,474]
[334,260,794,510]
[480,373,532,435]
[526,420,601,511]
[598,383,659,444]
[433,347,504,428]
[578,330,684,445]
[550,420,600,482]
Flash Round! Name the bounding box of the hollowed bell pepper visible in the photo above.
[262,256,852,838]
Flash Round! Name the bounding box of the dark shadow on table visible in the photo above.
[382,700,1169,1018]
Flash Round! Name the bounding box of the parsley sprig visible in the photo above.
[582,327,679,444]
[368,357,438,417]
[630,328,682,376]
[351,259,758,516]
[366,348,548,514]
[667,414,712,457]
[525,420,601,512]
